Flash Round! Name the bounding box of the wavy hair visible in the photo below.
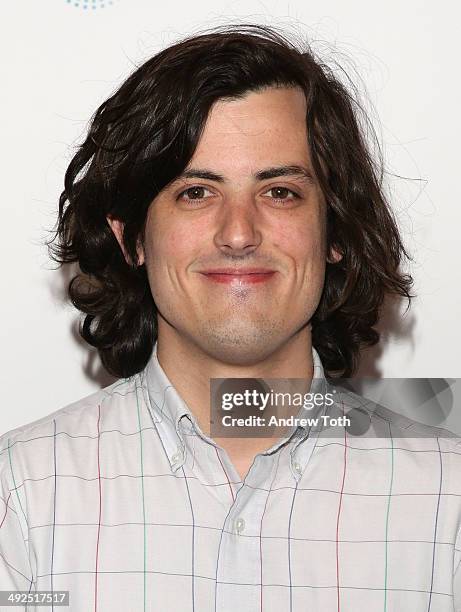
[48,24,413,378]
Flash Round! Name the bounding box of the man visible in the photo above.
[1,24,460,611]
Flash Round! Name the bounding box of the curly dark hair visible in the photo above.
[48,23,413,379]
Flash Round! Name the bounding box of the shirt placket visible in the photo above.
[213,450,279,612]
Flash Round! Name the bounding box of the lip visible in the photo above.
[199,268,276,274]
[199,270,276,284]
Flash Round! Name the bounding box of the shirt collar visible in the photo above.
[142,341,191,472]
[142,340,329,479]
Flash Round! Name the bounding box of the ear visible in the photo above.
[106,215,145,267]
[327,245,342,264]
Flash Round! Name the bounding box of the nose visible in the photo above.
[213,197,263,257]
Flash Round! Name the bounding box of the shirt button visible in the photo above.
[171,450,183,465]
[235,517,245,534]
[293,462,302,475]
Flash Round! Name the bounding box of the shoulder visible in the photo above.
[0,374,143,469]
[331,384,461,452]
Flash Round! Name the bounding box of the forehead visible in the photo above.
[190,86,310,168]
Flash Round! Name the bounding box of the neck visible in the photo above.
[155,320,315,439]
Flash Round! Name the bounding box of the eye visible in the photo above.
[261,186,300,203]
[177,185,214,203]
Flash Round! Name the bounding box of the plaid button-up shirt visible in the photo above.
[1,341,461,611]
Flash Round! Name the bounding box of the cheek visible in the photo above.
[145,220,203,278]
[272,215,327,269]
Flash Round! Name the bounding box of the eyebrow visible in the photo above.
[176,165,316,184]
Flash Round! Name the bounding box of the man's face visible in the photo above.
[136,86,337,364]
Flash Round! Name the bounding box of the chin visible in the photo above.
[196,329,285,366]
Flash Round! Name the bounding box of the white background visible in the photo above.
[1,0,459,434]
